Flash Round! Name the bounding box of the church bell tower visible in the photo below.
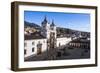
[41,16,57,59]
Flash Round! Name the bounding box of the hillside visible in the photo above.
[24,21,41,29]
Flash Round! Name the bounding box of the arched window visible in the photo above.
[32,47,34,52]
[32,42,34,45]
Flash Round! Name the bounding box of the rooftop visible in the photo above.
[24,32,46,40]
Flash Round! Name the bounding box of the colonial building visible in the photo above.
[68,37,90,49]
[24,16,72,59]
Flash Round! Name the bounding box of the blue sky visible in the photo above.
[24,11,90,32]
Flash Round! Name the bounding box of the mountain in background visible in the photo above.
[24,21,41,29]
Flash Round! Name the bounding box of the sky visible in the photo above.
[24,11,90,32]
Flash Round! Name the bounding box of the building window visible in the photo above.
[32,47,34,52]
[24,42,27,47]
[32,42,34,45]
[24,49,26,55]
[59,43,61,47]
[43,40,45,43]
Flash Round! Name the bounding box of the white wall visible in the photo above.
[57,37,71,47]
[24,39,47,57]
[0,0,99,73]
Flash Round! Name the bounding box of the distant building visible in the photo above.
[69,37,90,49]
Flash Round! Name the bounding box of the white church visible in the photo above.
[24,16,72,59]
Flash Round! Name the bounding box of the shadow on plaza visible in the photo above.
[24,44,90,62]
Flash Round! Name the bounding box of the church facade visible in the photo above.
[24,17,72,59]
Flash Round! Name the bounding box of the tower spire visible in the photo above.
[41,15,48,24]
[51,19,55,26]
[44,15,47,21]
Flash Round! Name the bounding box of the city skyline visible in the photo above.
[24,11,90,32]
